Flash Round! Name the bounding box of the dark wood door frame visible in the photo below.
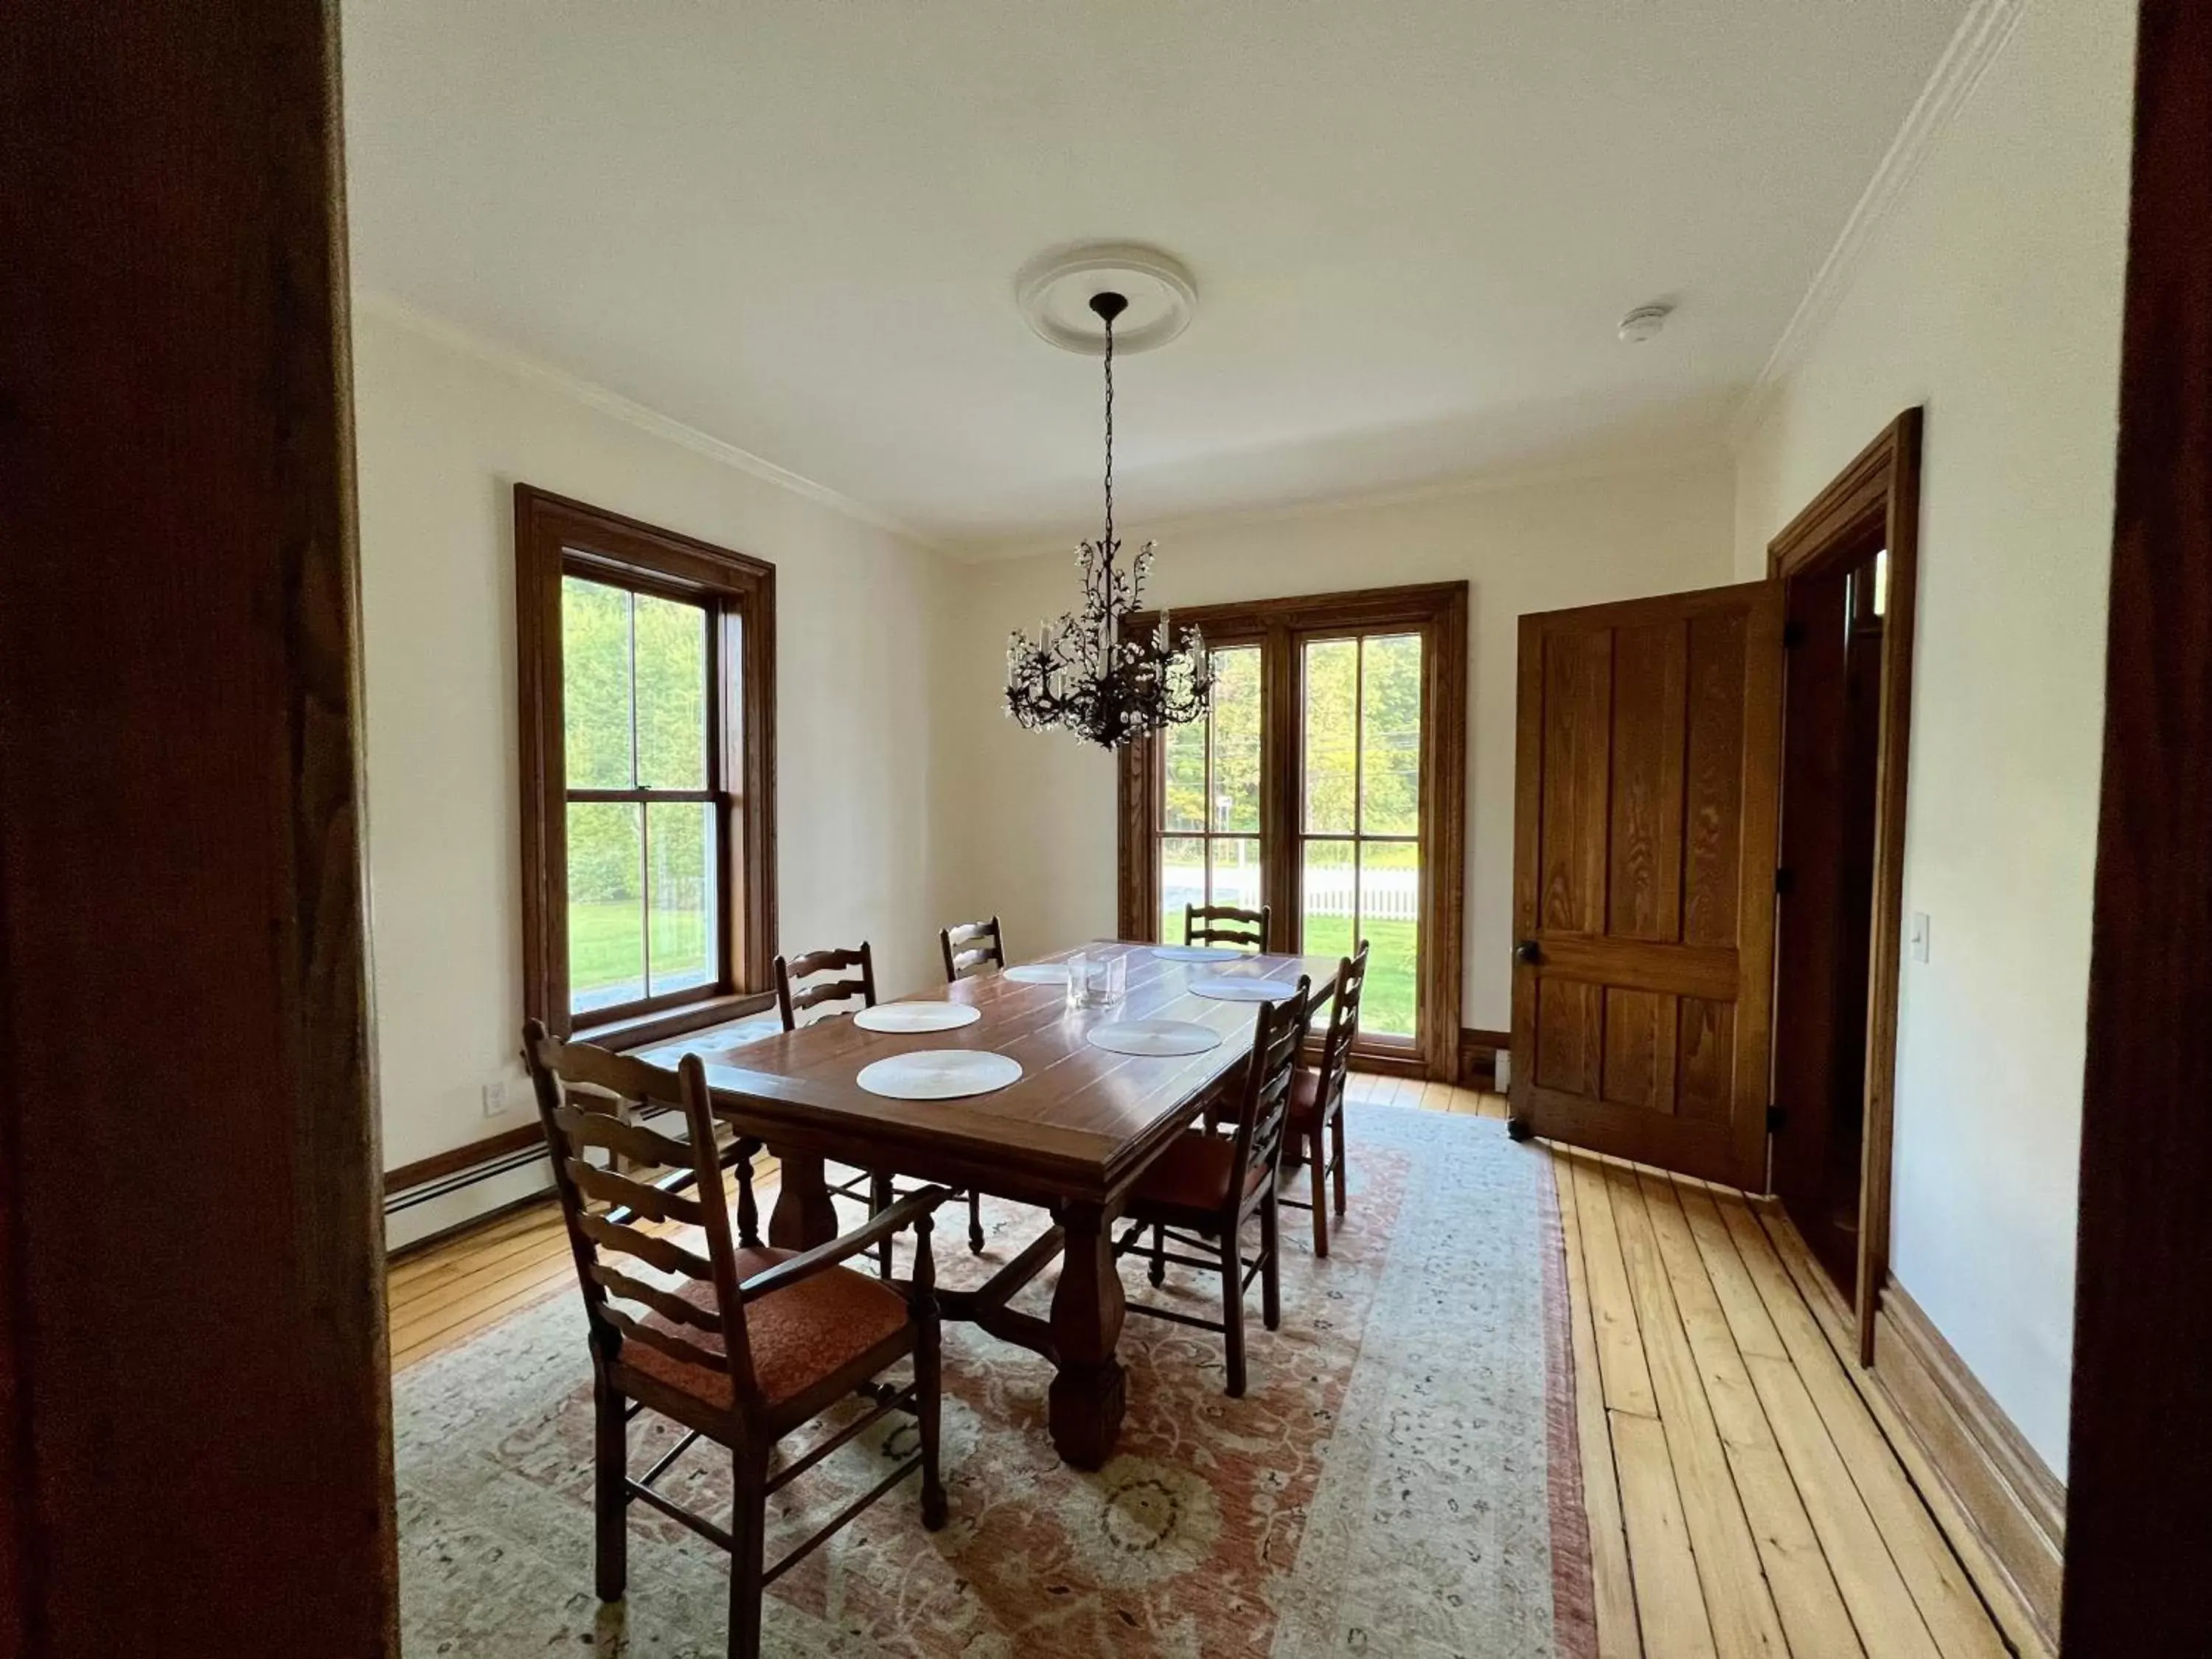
[1,0,397,1649]
[2061,1,2212,1648]
[1764,408,1923,1364]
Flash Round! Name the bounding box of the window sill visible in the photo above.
[577,990,777,1054]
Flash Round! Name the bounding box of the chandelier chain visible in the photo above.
[1101,310,1115,553]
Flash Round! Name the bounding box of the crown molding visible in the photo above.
[349,289,937,549]
[950,442,1731,563]
[1729,0,2025,448]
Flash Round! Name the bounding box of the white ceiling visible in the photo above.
[341,0,1969,551]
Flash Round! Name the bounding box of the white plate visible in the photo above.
[1189,975,1304,1003]
[855,1049,1023,1100]
[1149,945,1245,962]
[853,1001,981,1034]
[1085,1018,1225,1057]
[1002,963,1068,984]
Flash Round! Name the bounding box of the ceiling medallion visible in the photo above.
[1006,268,1211,750]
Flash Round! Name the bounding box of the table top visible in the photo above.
[672,940,1339,1202]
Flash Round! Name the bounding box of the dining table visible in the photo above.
[652,938,1340,1470]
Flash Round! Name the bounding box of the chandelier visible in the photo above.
[1005,291,1211,748]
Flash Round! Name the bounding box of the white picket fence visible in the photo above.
[1161,860,1416,920]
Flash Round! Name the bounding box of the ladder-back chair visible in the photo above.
[1184,901,1272,953]
[774,942,986,1258]
[1281,940,1369,1256]
[521,1020,948,1659]
[938,915,1007,981]
[1111,977,1311,1396]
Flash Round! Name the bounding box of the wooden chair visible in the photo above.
[1184,901,1273,953]
[1111,976,1311,1397]
[521,1020,948,1659]
[939,915,1007,981]
[772,942,878,1028]
[1280,940,1369,1258]
[774,942,987,1259]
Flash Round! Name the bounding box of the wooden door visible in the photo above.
[1509,582,1784,1189]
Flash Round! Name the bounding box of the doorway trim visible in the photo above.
[1765,407,1923,1363]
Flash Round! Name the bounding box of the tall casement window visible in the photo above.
[515,486,776,1043]
[1120,582,1467,1078]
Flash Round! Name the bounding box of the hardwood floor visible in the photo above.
[386,1074,2033,1658]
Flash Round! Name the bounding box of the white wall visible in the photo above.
[939,461,1738,1032]
[1733,0,2136,1474]
[353,302,956,1194]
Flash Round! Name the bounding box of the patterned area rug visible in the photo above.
[396,1105,1595,1657]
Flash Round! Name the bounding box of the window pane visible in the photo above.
[1162,712,1206,832]
[633,591,709,790]
[1211,647,1262,832]
[1360,633,1422,835]
[647,801,717,996]
[563,576,634,788]
[568,801,643,1014]
[1209,836,1264,917]
[1160,835,1206,942]
[1360,841,1420,1037]
[1301,838,1356,964]
[1303,638,1357,833]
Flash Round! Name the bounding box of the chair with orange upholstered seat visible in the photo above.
[1110,975,1311,1397]
[523,1019,949,1659]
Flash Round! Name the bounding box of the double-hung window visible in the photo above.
[515,487,776,1043]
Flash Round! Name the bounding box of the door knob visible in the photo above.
[1514,939,1542,965]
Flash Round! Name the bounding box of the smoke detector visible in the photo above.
[1618,303,1672,344]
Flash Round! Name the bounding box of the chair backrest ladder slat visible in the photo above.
[939,915,1007,981]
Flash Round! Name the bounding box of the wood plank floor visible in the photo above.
[386,1075,2033,1658]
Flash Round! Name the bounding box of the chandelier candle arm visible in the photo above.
[1004,288,1213,748]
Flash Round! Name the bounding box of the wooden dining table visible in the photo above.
[667,939,1340,1469]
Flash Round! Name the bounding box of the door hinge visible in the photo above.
[1782,619,1808,650]
[1767,1103,1785,1132]
[1774,866,1795,896]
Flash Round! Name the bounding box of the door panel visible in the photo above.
[1511,581,1783,1188]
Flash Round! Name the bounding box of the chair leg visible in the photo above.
[1331,1112,1349,1216]
[917,1310,948,1531]
[1220,1229,1248,1398]
[1308,1127,1331,1258]
[967,1188,985,1254]
[1148,1222,1166,1287]
[727,1444,769,1659]
[1260,1195,1281,1332]
[593,1371,627,1602]
[871,1172,894,1279]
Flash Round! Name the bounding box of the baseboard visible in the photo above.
[1458,1026,1509,1089]
[1875,1276,2065,1650]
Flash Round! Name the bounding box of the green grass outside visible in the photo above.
[570,898,709,1009]
[1162,908,1418,1037]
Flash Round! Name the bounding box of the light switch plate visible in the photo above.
[1910,911,1931,963]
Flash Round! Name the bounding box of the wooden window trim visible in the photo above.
[1117,581,1469,1079]
[515,484,778,1043]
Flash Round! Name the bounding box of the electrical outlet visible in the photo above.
[1910,911,1931,963]
[481,1079,511,1119]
